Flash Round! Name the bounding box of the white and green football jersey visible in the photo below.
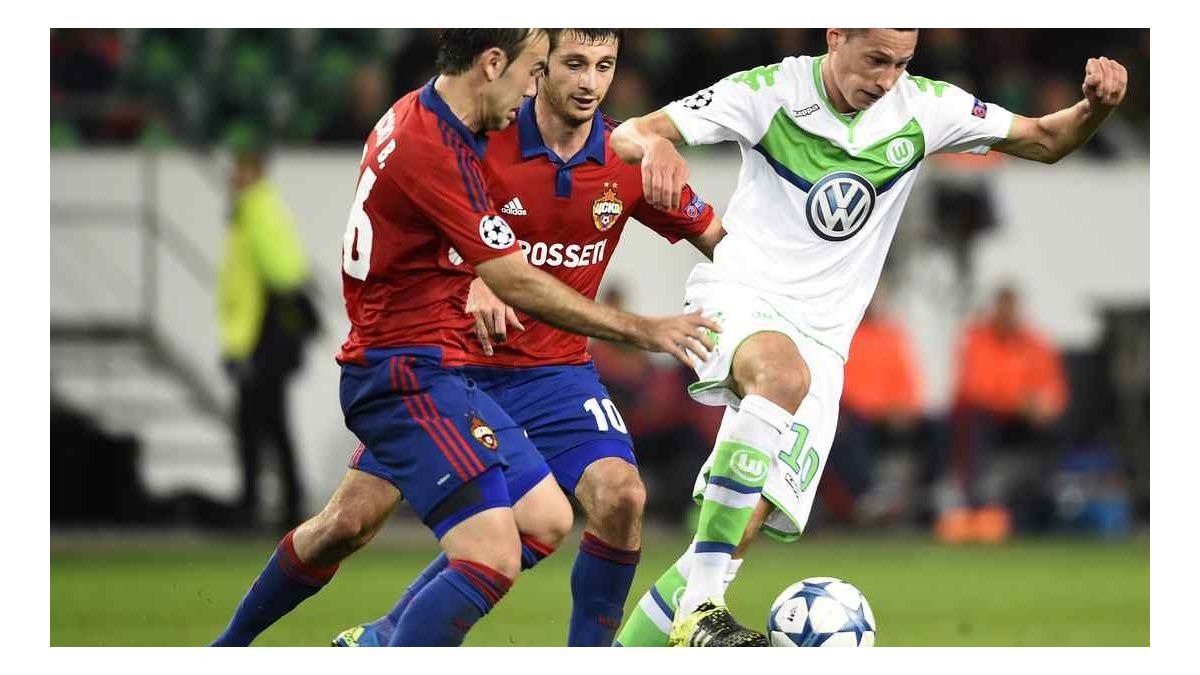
[664,54,1014,360]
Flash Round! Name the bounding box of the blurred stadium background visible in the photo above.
[49,28,1150,646]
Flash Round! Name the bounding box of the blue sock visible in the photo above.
[211,530,338,646]
[372,535,554,644]
[568,531,641,647]
[388,559,513,646]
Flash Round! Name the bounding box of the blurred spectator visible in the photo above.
[589,287,722,521]
[826,288,924,525]
[937,285,1067,543]
[217,149,320,530]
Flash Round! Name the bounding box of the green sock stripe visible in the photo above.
[709,440,772,489]
[615,606,669,647]
[696,502,756,547]
[660,563,687,609]
[615,563,687,647]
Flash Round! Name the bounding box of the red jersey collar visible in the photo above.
[420,77,489,158]
[517,96,607,166]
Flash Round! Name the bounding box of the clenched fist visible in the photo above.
[1082,56,1128,110]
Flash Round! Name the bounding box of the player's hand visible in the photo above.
[465,276,525,356]
[642,137,690,212]
[631,309,720,368]
[1082,56,1128,111]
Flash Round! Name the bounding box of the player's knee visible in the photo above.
[588,468,646,532]
[525,497,574,550]
[322,506,378,554]
[473,535,523,581]
[744,358,811,412]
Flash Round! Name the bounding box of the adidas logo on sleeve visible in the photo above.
[500,197,528,216]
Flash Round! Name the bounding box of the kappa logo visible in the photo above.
[501,197,528,216]
[469,416,499,451]
[792,103,820,118]
[479,215,516,249]
[592,182,624,231]
[805,171,876,242]
[730,448,768,483]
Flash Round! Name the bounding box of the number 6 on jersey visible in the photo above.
[342,167,377,280]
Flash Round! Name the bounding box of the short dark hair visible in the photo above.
[547,29,624,53]
[844,28,918,40]
[436,29,543,75]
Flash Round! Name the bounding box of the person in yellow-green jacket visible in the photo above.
[218,150,320,530]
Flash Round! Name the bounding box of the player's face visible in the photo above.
[482,32,550,131]
[541,34,619,126]
[829,29,918,110]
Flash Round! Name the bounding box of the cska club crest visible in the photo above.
[469,416,499,451]
[592,182,624,231]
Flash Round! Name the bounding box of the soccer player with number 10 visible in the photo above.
[611,28,1128,647]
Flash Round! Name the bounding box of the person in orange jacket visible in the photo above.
[939,285,1068,542]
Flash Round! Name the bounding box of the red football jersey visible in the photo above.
[457,97,716,368]
[336,81,521,366]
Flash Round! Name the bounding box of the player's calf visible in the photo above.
[212,469,400,646]
[565,451,645,646]
[389,505,523,646]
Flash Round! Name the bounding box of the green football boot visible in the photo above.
[668,600,769,647]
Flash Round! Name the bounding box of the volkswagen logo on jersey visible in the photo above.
[592,182,624,231]
[479,215,516,249]
[805,171,876,242]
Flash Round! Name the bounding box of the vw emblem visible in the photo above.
[805,171,876,241]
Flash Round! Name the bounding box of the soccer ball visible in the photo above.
[766,577,876,647]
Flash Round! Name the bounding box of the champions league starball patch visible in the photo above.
[592,182,624,231]
[479,215,516,249]
[681,88,714,110]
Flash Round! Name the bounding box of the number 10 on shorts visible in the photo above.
[583,397,627,433]
[779,422,819,492]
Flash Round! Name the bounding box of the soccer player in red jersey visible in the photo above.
[332,28,726,648]
[211,29,717,647]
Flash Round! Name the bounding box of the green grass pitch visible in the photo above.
[50,529,1148,646]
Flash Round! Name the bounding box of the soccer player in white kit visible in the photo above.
[609,28,1128,646]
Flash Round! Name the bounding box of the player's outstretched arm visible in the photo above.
[994,56,1128,163]
[474,251,718,367]
[611,111,691,211]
